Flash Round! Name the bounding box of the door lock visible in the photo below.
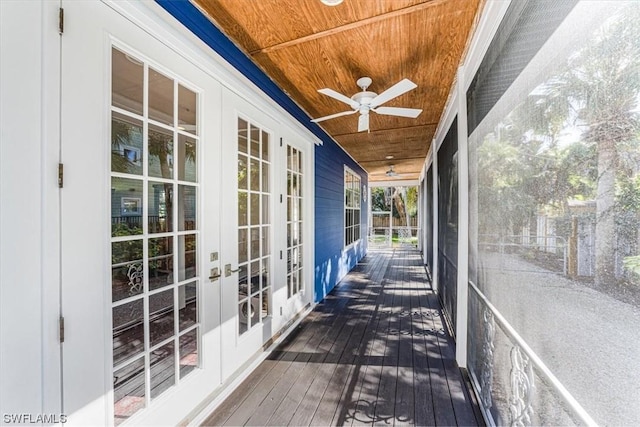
[225,264,240,277]
[209,267,221,282]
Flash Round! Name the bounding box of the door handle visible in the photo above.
[209,267,221,282]
[225,264,240,277]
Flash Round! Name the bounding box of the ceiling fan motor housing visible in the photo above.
[351,91,377,112]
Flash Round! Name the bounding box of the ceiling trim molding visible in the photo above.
[249,0,449,55]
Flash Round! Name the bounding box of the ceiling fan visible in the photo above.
[311,77,422,132]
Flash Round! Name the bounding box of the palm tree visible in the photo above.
[555,6,640,286]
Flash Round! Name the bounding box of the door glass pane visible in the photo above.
[178,234,197,281]
[287,146,304,299]
[250,125,259,157]
[238,118,248,154]
[110,46,201,418]
[178,134,197,182]
[113,356,145,426]
[113,299,144,365]
[149,237,173,291]
[178,185,196,231]
[237,119,271,335]
[148,182,173,234]
[150,341,175,399]
[179,329,198,379]
[178,84,197,135]
[238,191,248,226]
[148,68,174,126]
[111,112,143,175]
[148,124,174,179]
[179,281,197,331]
[149,289,174,347]
[112,239,144,302]
[238,155,248,189]
[261,130,269,161]
[250,193,260,225]
[112,177,143,237]
[112,48,143,116]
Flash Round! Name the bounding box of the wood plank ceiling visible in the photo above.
[193,0,483,182]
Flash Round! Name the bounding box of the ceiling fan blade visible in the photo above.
[358,114,369,132]
[373,106,422,118]
[311,109,358,123]
[318,88,359,109]
[369,79,417,108]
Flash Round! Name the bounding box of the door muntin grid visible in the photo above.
[286,145,304,298]
[237,118,271,335]
[110,46,200,425]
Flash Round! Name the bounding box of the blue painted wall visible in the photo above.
[156,0,369,304]
[314,141,368,302]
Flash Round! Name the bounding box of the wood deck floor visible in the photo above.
[202,249,483,426]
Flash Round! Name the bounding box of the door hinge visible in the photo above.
[280,194,283,203]
[58,163,64,188]
[280,137,283,147]
[280,250,283,260]
[58,8,64,35]
[59,316,65,343]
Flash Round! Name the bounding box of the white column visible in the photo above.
[455,67,469,368]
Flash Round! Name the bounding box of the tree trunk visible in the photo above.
[594,139,617,286]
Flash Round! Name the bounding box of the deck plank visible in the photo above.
[201,249,482,427]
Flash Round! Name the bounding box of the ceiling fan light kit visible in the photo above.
[312,77,422,132]
[320,0,343,6]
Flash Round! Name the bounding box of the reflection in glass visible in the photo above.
[112,299,144,365]
[238,118,248,153]
[149,237,173,291]
[148,182,173,234]
[150,341,175,399]
[179,329,198,378]
[112,48,143,116]
[179,281,197,331]
[148,125,173,179]
[111,112,143,175]
[178,185,196,231]
[112,177,143,237]
[112,240,144,302]
[178,84,197,134]
[113,357,145,426]
[149,289,174,347]
[178,134,197,182]
[148,68,174,126]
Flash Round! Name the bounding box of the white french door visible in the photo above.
[219,88,279,379]
[60,1,222,425]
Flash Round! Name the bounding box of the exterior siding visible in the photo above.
[314,139,368,302]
